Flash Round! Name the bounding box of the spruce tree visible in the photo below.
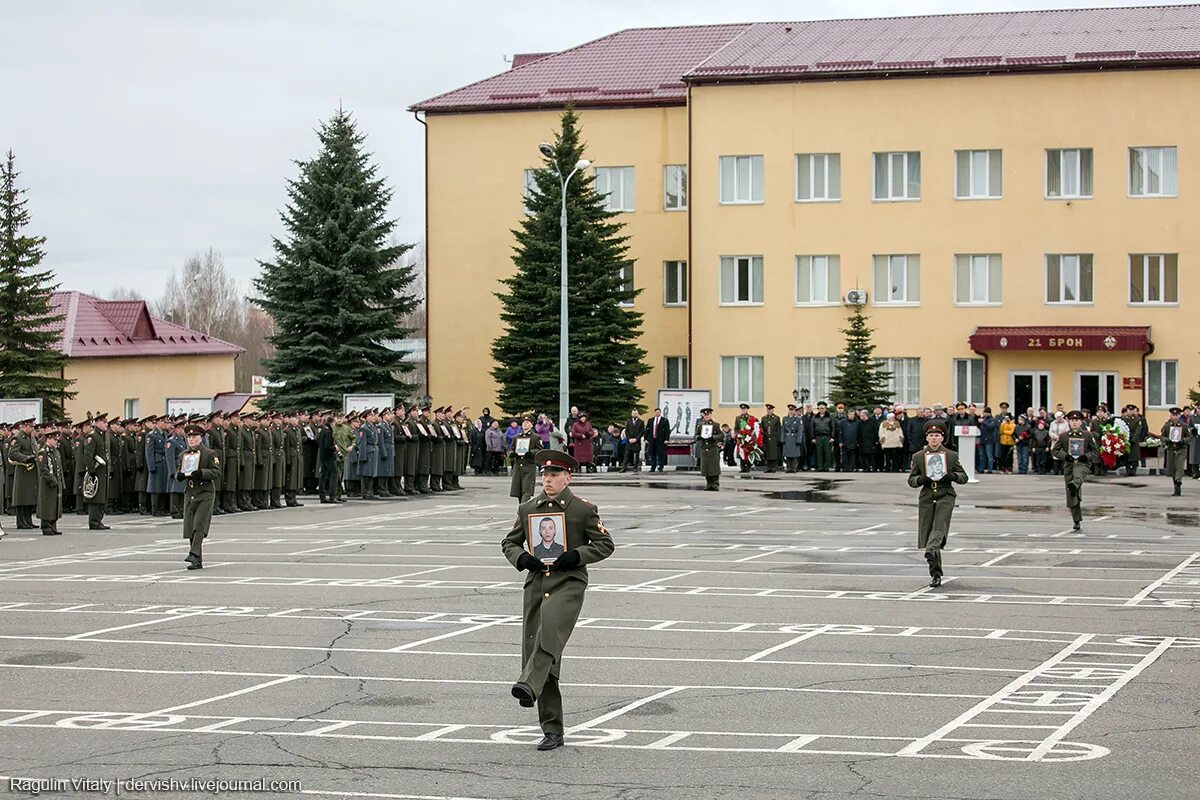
[0,150,73,419]
[252,111,417,410]
[491,108,649,424]
[827,302,892,408]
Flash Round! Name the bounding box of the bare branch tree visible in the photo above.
[107,287,144,301]
[156,248,244,342]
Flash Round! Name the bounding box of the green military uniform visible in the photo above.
[760,407,782,472]
[400,416,419,494]
[284,420,303,506]
[80,423,112,529]
[1051,412,1099,529]
[8,426,38,529]
[501,451,614,749]
[252,423,270,508]
[269,421,285,508]
[509,428,542,503]
[133,425,148,513]
[333,421,355,500]
[207,422,225,515]
[428,414,446,492]
[178,427,222,569]
[222,420,241,513]
[238,422,256,511]
[1161,410,1193,496]
[694,411,722,490]
[907,419,968,586]
[36,440,64,535]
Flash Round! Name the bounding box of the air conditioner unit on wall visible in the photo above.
[845,289,868,305]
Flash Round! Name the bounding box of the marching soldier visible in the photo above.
[502,450,614,751]
[760,404,782,473]
[1162,407,1193,497]
[178,423,222,571]
[1051,410,1097,531]
[907,419,968,587]
[510,416,542,503]
[694,407,722,491]
[81,415,111,530]
[36,427,64,535]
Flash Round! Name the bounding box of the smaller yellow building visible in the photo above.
[48,292,242,421]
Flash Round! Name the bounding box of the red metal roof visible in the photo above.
[46,292,244,359]
[412,6,1200,113]
[969,326,1152,353]
[410,24,750,112]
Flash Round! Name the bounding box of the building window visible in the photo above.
[663,260,688,306]
[955,149,1002,199]
[1129,254,1179,304]
[795,255,840,305]
[617,262,635,307]
[1046,148,1093,198]
[665,356,689,389]
[873,151,920,201]
[664,164,688,210]
[953,359,985,405]
[1147,360,1178,408]
[522,169,538,214]
[1129,147,1178,197]
[795,357,839,405]
[719,256,764,305]
[873,254,920,304]
[720,355,764,405]
[1045,254,1094,304]
[124,398,140,418]
[878,357,920,406]
[595,166,635,212]
[954,254,1002,305]
[719,155,764,204]
[796,153,841,202]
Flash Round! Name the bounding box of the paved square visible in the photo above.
[1,471,1197,799]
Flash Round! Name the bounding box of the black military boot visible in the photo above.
[1175,481,1183,496]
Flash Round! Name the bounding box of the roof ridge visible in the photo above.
[751,4,1194,27]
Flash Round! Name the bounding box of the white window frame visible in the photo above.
[617,262,635,307]
[1129,146,1178,197]
[953,358,985,405]
[1045,148,1094,199]
[872,254,921,306]
[795,357,839,405]
[954,149,1002,199]
[873,151,921,201]
[719,256,764,305]
[1146,359,1178,409]
[877,357,921,406]
[719,155,764,204]
[522,168,538,214]
[124,398,140,419]
[665,356,689,390]
[954,254,1003,305]
[1128,253,1179,305]
[794,255,840,305]
[1045,254,1094,305]
[720,355,764,406]
[594,166,635,212]
[663,260,688,306]
[795,153,841,202]
[664,164,688,210]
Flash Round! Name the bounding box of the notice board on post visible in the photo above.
[0,398,44,424]
[343,394,396,414]
[655,389,712,440]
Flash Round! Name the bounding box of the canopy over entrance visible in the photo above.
[969,326,1152,353]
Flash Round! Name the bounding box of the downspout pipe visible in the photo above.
[412,110,429,397]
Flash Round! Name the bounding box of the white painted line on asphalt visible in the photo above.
[63,608,213,640]
[383,566,458,580]
[386,616,519,652]
[742,625,836,662]
[147,675,304,716]
[616,571,700,591]
[568,686,687,733]
[978,552,1016,568]
[848,523,887,534]
[732,549,788,563]
[1123,553,1200,606]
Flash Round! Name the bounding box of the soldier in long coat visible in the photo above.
[238,416,256,511]
[509,417,543,503]
[502,450,614,751]
[377,413,395,497]
[71,424,86,515]
[178,424,222,571]
[412,409,433,493]
[1161,407,1193,497]
[59,427,75,513]
[145,418,168,516]
[1,425,14,519]
[401,409,420,495]
[453,411,469,489]
[166,421,187,518]
[694,408,723,490]
[205,417,225,516]
[132,420,149,514]
[356,415,380,499]
[252,417,271,509]
[81,416,112,530]
[284,413,304,507]
[760,405,782,472]
[37,429,64,535]
[1051,410,1098,530]
[7,419,38,529]
[907,419,969,587]
[219,415,240,513]
[781,405,806,472]
[105,419,125,515]
[428,409,446,492]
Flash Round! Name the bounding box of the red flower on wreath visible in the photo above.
[734,415,763,465]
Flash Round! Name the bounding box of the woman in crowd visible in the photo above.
[997,414,1016,474]
[878,413,905,472]
[484,420,506,476]
[570,414,596,473]
[534,414,554,448]
[1013,414,1033,475]
[1031,418,1052,474]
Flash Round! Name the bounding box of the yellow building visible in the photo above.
[48,292,242,421]
[412,7,1198,425]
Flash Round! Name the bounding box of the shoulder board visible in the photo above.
[576,496,595,508]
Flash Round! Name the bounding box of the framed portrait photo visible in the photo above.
[1169,426,1183,443]
[1068,438,1084,458]
[700,423,713,439]
[180,452,200,475]
[514,436,531,457]
[527,511,568,565]
[924,451,947,481]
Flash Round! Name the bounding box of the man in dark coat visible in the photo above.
[502,450,614,751]
[7,419,38,529]
[858,409,882,473]
[37,428,64,535]
[620,410,645,472]
[810,403,835,471]
[646,407,671,473]
[760,404,782,472]
[81,416,112,530]
[316,415,340,503]
[694,408,722,490]
[782,404,805,472]
[238,415,256,511]
[907,419,969,586]
[220,414,241,513]
[838,412,861,472]
[178,424,222,570]
[284,412,304,507]
[145,417,169,516]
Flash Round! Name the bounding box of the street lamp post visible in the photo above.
[539,142,591,429]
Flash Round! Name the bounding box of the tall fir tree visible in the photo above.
[253,111,417,410]
[827,302,892,408]
[491,108,650,424]
[0,150,73,419]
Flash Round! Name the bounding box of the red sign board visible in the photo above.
[969,327,1151,352]
[1122,377,1143,390]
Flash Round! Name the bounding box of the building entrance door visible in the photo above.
[1010,371,1052,415]
[1076,372,1117,413]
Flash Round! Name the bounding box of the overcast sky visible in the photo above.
[1,0,1176,300]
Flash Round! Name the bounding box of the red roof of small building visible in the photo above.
[412,6,1200,112]
[46,291,244,359]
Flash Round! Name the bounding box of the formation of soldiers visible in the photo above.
[0,404,476,537]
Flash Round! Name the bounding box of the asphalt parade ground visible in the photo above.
[0,469,1197,799]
